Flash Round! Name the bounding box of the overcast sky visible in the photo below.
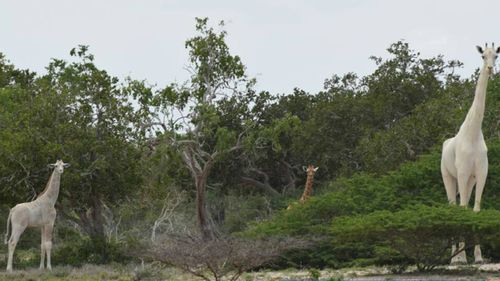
[1,0,499,94]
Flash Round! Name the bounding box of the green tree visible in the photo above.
[0,54,38,205]
[355,77,473,173]
[151,18,254,240]
[0,47,150,259]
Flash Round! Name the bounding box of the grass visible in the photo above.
[0,263,498,281]
[0,263,187,281]
[0,265,129,281]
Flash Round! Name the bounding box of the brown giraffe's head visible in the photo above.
[303,164,319,177]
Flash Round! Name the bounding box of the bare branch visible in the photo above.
[147,236,310,281]
[140,121,167,132]
[240,176,279,196]
[151,191,184,242]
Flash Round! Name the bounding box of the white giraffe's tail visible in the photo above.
[4,209,11,244]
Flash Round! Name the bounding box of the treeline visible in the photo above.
[0,18,499,267]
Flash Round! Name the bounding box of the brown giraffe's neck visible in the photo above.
[299,172,315,203]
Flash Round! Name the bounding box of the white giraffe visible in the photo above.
[5,160,70,272]
[441,43,499,264]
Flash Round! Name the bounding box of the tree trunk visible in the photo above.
[77,192,106,238]
[89,194,105,237]
[196,174,213,241]
[76,193,110,263]
[213,197,225,227]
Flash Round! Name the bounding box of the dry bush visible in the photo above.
[148,235,309,281]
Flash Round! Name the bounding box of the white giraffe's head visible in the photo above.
[476,43,500,74]
[48,159,70,174]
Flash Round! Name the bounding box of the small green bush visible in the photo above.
[308,268,321,280]
[53,236,130,266]
[331,204,500,271]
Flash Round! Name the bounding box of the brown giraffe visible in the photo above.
[287,165,319,210]
[299,165,319,203]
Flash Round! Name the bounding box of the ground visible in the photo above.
[0,264,499,281]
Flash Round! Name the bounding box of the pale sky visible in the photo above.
[1,0,499,94]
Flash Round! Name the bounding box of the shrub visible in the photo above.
[308,268,321,280]
[330,204,500,271]
[147,235,309,281]
[53,236,129,266]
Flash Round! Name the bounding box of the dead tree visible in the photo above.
[149,236,309,281]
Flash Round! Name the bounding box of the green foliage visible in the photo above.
[185,18,246,103]
[150,17,259,239]
[308,268,321,280]
[53,236,129,266]
[246,149,444,236]
[221,194,274,233]
[246,138,500,268]
[238,41,470,194]
[248,113,302,154]
[0,46,152,265]
[355,79,472,173]
[331,205,500,271]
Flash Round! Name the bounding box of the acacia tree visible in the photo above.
[152,18,254,240]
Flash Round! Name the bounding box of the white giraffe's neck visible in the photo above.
[459,64,490,138]
[38,170,61,206]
